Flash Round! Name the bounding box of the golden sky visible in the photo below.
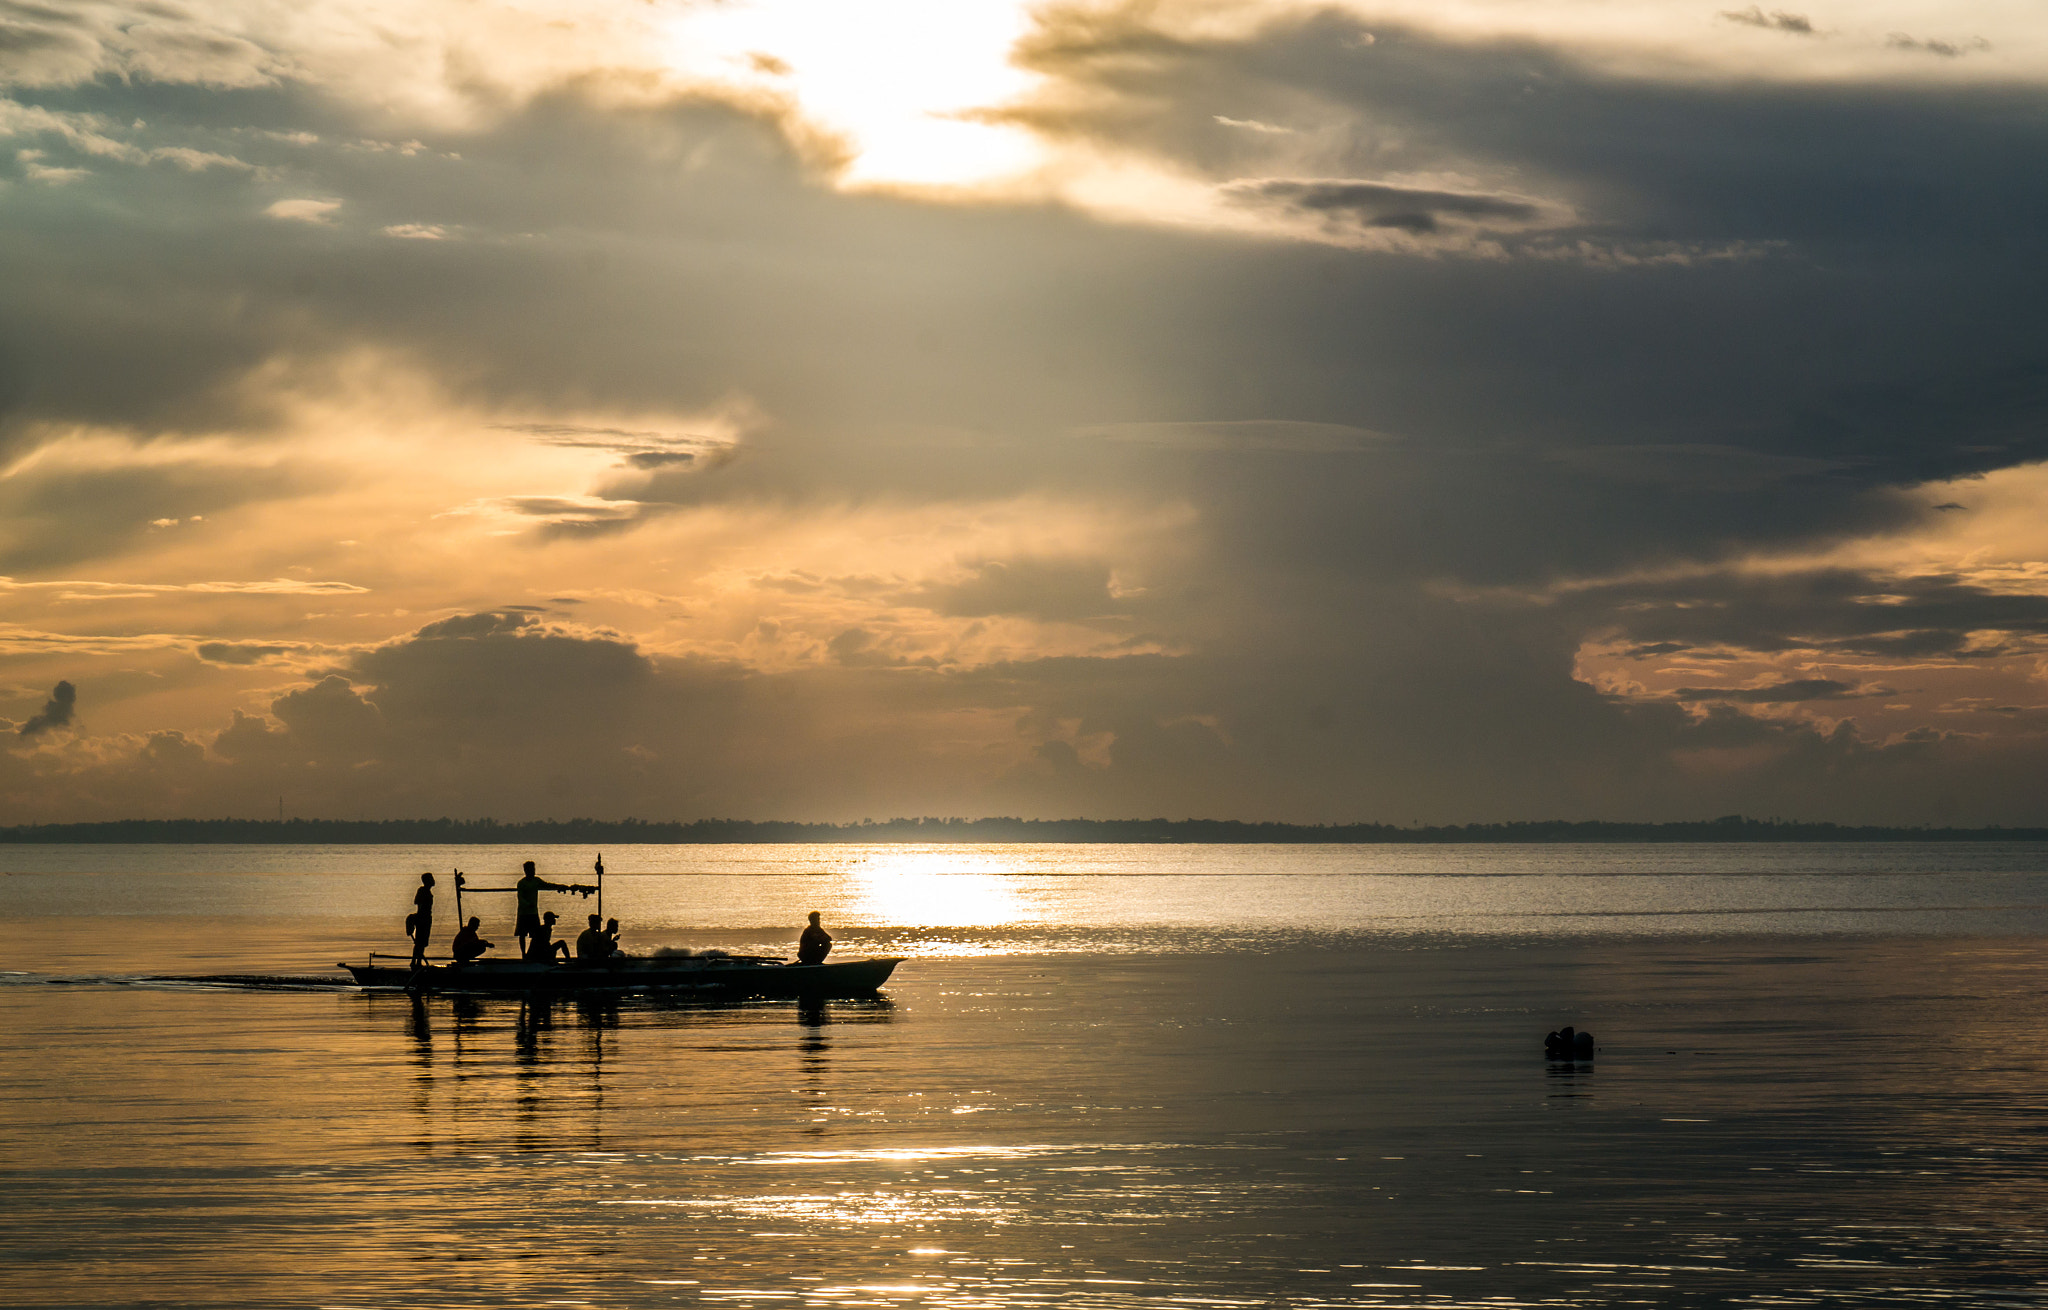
[3,0,2048,823]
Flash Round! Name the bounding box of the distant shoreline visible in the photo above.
[3,816,2046,843]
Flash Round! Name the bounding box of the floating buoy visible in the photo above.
[1545,1025,1595,1059]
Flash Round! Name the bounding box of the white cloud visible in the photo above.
[265,197,341,223]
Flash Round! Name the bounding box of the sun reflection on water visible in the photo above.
[843,851,1039,929]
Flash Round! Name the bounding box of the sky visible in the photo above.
[2,0,2047,826]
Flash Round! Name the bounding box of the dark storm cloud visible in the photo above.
[1560,568,2048,659]
[1669,677,1875,704]
[17,677,74,736]
[1220,177,1544,236]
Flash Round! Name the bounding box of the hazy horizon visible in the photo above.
[5,0,2048,826]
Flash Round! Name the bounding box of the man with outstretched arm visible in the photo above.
[464,860,596,955]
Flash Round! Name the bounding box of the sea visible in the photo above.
[5,842,2047,1308]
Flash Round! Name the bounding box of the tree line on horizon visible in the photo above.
[1,815,2044,843]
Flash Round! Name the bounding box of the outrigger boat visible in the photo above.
[340,952,904,998]
[342,854,901,997]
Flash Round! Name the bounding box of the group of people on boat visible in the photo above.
[402,857,832,969]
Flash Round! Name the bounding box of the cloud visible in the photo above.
[193,641,303,665]
[17,679,75,737]
[1221,177,1548,238]
[150,146,252,172]
[3,1,2048,827]
[265,197,341,223]
[1073,421,1394,453]
[491,421,742,470]
[0,454,316,572]
[1670,677,1871,704]
[1720,8,1817,36]
[918,558,1122,622]
[0,578,368,597]
[1213,115,1291,134]
[1549,444,1850,492]
[1558,567,2048,660]
[1886,33,1991,58]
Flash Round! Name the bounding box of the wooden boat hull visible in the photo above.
[340,955,903,997]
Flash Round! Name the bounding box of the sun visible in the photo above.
[659,0,1049,190]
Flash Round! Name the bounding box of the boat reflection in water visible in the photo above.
[372,987,898,1155]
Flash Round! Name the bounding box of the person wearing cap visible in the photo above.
[523,910,570,962]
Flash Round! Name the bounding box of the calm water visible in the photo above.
[5,843,2048,1307]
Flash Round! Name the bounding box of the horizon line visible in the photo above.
[4,815,2046,843]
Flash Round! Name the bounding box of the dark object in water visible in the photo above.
[1544,1025,1595,1059]
[338,953,903,998]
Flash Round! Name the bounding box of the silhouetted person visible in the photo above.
[407,872,436,966]
[452,916,493,963]
[604,917,622,955]
[797,911,832,965]
[525,910,570,962]
[511,861,591,953]
[575,913,613,961]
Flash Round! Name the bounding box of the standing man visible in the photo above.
[513,861,594,955]
[461,860,596,954]
[407,872,436,967]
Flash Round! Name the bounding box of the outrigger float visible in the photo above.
[339,952,904,998]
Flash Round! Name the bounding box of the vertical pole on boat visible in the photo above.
[454,868,464,927]
[594,852,604,922]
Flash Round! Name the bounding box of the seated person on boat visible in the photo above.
[524,910,571,962]
[798,911,832,965]
[451,916,493,963]
[575,913,617,962]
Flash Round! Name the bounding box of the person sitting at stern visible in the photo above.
[797,911,832,966]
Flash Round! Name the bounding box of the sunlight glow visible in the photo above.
[845,851,1036,927]
[659,0,1047,190]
